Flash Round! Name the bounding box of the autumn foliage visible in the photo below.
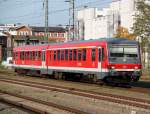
[114,26,136,40]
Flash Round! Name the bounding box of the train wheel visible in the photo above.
[92,74,98,83]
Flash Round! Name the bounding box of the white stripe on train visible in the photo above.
[13,64,140,72]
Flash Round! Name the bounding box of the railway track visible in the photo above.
[0,77,150,110]
[0,90,90,114]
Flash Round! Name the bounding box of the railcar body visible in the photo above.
[13,38,142,83]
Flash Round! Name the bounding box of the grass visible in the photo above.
[142,69,150,77]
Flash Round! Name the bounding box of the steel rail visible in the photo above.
[0,78,150,110]
[0,90,90,114]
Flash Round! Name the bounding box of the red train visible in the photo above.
[13,38,142,84]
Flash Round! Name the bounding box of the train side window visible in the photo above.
[82,49,86,61]
[91,48,96,61]
[15,52,18,60]
[78,49,81,61]
[20,52,24,60]
[69,50,72,61]
[35,51,38,60]
[29,51,32,60]
[73,49,77,61]
[38,51,41,60]
[54,51,56,61]
[32,51,35,60]
[57,50,60,61]
[20,52,22,60]
[24,52,27,60]
[61,50,64,60]
[65,49,68,61]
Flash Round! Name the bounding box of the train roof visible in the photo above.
[14,38,139,51]
[47,38,138,46]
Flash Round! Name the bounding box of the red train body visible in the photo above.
[13,38,142,83]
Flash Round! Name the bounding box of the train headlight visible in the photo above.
[134,66,138,69]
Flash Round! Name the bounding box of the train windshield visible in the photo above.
[109,45,140,64]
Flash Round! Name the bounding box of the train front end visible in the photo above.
[106,39,142,83]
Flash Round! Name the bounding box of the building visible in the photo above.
[15,26,67,47]
[0,32,7,61]
[76,0,136,40]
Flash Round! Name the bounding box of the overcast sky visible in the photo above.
[0,0,112,26]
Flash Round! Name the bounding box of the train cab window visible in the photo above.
[82,49,86,61]
[57,50,60,61]
[73,49,77,61]
[54,51,56,61]
[78,49,82,61]
[91,48,96,61]
[61,50,64,60]
[65,49,68,61]
[69,50,72,61]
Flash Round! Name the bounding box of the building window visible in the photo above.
[61,33,65,38]
[54,33,57,37]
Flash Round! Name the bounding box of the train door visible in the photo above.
[98,47,102,74]
[42,50,46,68]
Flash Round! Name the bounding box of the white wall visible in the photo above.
[76,0,136,40]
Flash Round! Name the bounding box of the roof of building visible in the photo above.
[16,25,66,32]
[30,26,66,32]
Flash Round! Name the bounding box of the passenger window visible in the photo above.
[38,51,41,60]
[78,49,81,61]
[32,51,35,60]
[57,50,60,61]
[82,49,86,61]
[73,49,77,61]
[69,50,72,61]
[61,50,64,60]
[91,48,96,61]
[65,49,68,61]
[29,52,32,60]
[54,51,56,61]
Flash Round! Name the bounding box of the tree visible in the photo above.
[132,0,150,68]
[114,26,136,40]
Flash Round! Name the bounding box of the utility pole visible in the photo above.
[44,0,49,43]
[72,0,75,41]
[65,0,75,41]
